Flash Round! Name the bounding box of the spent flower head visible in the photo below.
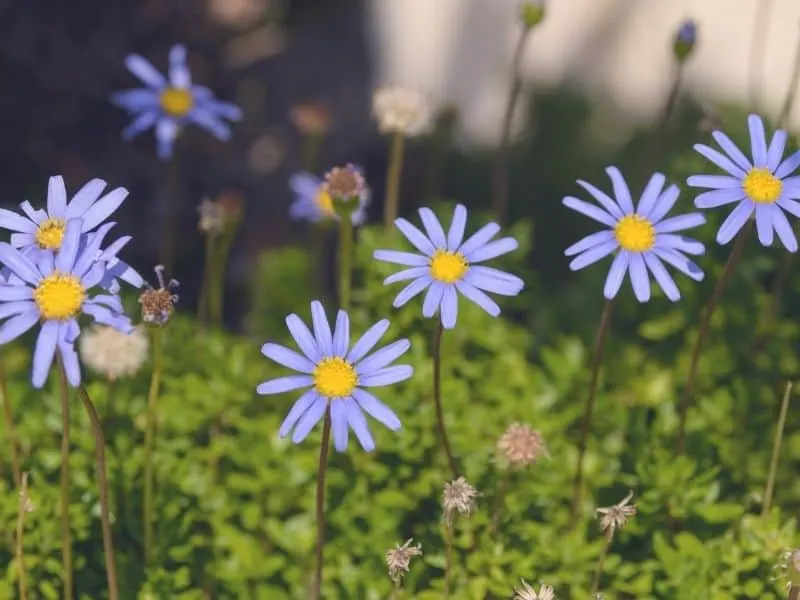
[324,164,367,219]
[289,169,369,225]
[139,265,179,325]
[596,491,637,537]
[673,19,697,62]
[198,197,225,235]
[372,86,431,137]
[385,538,422,583]
[497,423,548,468]
[443,477,479,520]
[79,325,149,381]
[514,579,555,600]
[290,102,331,136]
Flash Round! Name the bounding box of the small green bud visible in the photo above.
[519,1,545,29]
[673,19,697,63]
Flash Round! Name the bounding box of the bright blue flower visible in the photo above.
[564,167,706,302]
[687,114,800,251]
[0,219,133,388]
[289,170,369,225]
[374,204,524,329]
[257,300,411,452]
[111,44,242,160]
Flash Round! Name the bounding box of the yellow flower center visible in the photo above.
[743,168,782,203]
[314,357,357,398]
[429,250,468,284]
[614,214,655,253]
[33,273,85,320]
[316,190,335,217]
[35,217,66,250]
[159,87,194,117]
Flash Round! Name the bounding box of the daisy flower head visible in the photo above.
[0,219,133,388]
[687,114,800,251]
[112,44,243,160]
[563,167,706,302]
[257,300,412,452]
[289,168,369,225]
[374,204,524,329]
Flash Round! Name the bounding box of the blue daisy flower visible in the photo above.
[373,204,524,329]
[257,300,412,452]
[80,222,144,292]
[289,170,369,225]
[564,167,706,302]
[112,44,242,159]
[0,219,133,388]
[687,114,800,251]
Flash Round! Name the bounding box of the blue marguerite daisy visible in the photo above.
[80,222,144,292]
[564,167,706,302]
[112,44,242,159]
[374,204,524,329]
[257,300,412,451]
[687,114,800,251]
[0,219,133,388]
[289,170,369,225]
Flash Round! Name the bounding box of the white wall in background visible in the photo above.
[367,0,800,145]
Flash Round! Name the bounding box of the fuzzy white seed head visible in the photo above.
[372,86,432,137]
[79,325,149,381]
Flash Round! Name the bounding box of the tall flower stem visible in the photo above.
[16,471,30,600]
[676,225,751,452]
[433,322,459,479]
[77,385,119,600]
[338,218,353,311]
[0,359,21,487]
[311,412,331,600]
[56,357,73,600]
[747,0,775,110]
[762,381,792,517]
[143,325,164,565]
[160,136,183,274]
[491,25,533,224]
[487,471,511,538]
[383,132,406,233]
[571,299,614,518]
[590,531,613,596]
[198,233,217,325]
[302,133,323,173]
[443,518,453,598]
[210,226,237,328]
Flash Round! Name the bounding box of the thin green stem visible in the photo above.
[77,385,119,600]
[388,579,402,600]
[491,25,533,224]
[433,322,459,479]
[210,226,237,328]
[338,217,354,311]
[590,532,613,596]
[676,224,751,452]
[572,299,614,518]
[144,326,164,565]
[198,233,217,326]
[444,518,453,598]
[311,411,332,600]
[302,133,323,173]
[762,381,793,517]
[160,134,182,274]
[16,471,30,600]
[56,357,73,600]
[0,359,21,487]
[487,471,511,538]
[383,132,406,233]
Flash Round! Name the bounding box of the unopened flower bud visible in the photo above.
[673,19,697,63]
[519,1,545,29]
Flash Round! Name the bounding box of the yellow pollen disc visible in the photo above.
[33,273,85,320]
[743,168,782,203]
[159,87,194,117]
[314,357,357,398]
[316,190,335,216]
[429,250,468,284]
[35,217,66,250]
[614,214,655,253]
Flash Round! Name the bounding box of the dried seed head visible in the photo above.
[372,86,431,137]
[497,423,548,468]
[519,1,546,28]
[442,477,479,520]
[79,325,149,381]
[385,538,422,582]
[514,579,555,600]
[290,102,331,136]
[197,197,225,235]
[139,265,179,326]
[324,164,366,201]
[596,491,637,538]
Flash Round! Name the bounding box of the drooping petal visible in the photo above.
[347,319,390,364]
[291,396,328,443]
[356,339,411,375]
[446,204,468,250]
[352,388,401,430]
[603,252,630,299]
[395,219,436,256]
[643,253,680,301]
[278,389,318,437]
[392,276,431,308]
[344,397,376,451]
[261,343,316,373]
[256,375,313,395]
[31,320,59,388]
[359,365,413,387]
[455,280,501,316]
[717,201,754,244]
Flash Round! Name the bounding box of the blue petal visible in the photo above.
[65,179,108,218]
[347,319,390,364]
[47,176,68,217]
[568,241,617,270]
[77,187,128,231]
[418,207,447,248]
[766,130,788,172]
[0,300,35,320]
[310,301,333,358]
[465,237,518,263]
[205,99,242,121]
[654,234,704,255]
[356,339,411,375]
[32,320,59,388]
[332,311,350,357]
[748,114,768,167]
[771,205,798,252]
[563,196,617,227]
[755,204,775,246]
[0,310,38,345]
[395,218,436,256]
[344,397,375,451]
[778,196,800,218]
[125,53,166,88]
[330,399,349,452]
[289,173,321,200]
[352,388,401,430]
[575,178,624,220]
[693,143,747,178]
[775,150,800,179]
[256,375,313,395]
[374,249,428,267]
[57,332,81,387]
[111,89,159,112]
[603,252,630,299]
[686,175,741,189]
[636,173,666,217]
[446,204,468,250]
[0,209,35,235]
[291,396,328,444]
[565,231,615,257]
[384,266,429,285]
[628,253,651,302]
[711,130,752,171]
[457,223,501,256]
[440,285,458,329]
[392,277,431,308]
[422,282,445,317]
[647,185,680,223]
[0,243,41,285]
[643,254,680,301]
[261,343,316,373]
[55,219,82,273]
[653,248,704,281]
[168,44,191,88]
[717,201,754,244]
[606,166,634,214]
[0,285,33,302]
[189,107,232,140]
[286,314,321,362]
[358,365,413,387]
[156,120,178,160]
[654,213,705,233]
[467,268,524,296]
[278,389,318,438]
[694,188,743,209]
[455,280,501,316]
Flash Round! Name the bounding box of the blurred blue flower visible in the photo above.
[257,300,411,452]
[289,171,369,225]
[374,204,524,329]
[112,44,242,159]
[687,114,800,251]
[564,167,705,302]
[0,219,133,388]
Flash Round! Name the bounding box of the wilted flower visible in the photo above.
[289,169,369,225]
[673,19,697,63]
[290,102,331,136]
[514,579,555,600]
[497,423,548,468]
[372,86,431,137]
[139,265,179,325]
[442,477,479,520]
[79,325,149,381]
[385,538,422,582]
[596,491,637,538]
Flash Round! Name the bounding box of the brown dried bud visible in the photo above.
[323,165,366,202]
[385,538,422,582]
[442,477,479,520]
[290,102,331,136]
[139,265,179,325]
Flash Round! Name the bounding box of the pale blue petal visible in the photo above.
[0,285,33,302]
[168,44,191,88]
[636,173,666,217]
[717,201,754,244]
[46,176,68,217]
[468,265,524,288]
[111,89,159,111]
[55,219,82,272]
[392,276,431,308]
[290,173,321,200]
[332,311,350,357]
[565,231,615,257]
[359,365,413,387]
[384,266,429,285]
[643,253,680,301]
[418,208,447,248]
[352,389,401,430]
[775,150,800,179]
[57,333,81,387]
[694,188,744,209]
[0,310,38,345]
[748,114,768,167]
[374,249,428,267]
[647,185,680,223]
[189,107,232,140]
[568,241,617,271]
[311,301,334,357]
[344,397,375,451]
[693,143,747,178]
[686,175,741,189]
[156,119,178,160]
[278,389,318,437]
[446,204,468,250]
[563,196,616,227]
[395,219,436,256]
[356,339,411,375]
[628,253,651,302]
[755,204,775,246]
[575,179,625,220]
[32,320,59,388]
[422,282,445,317]
[654,234,704,255]
[122,111,158,140]
[0,243,41,285]
[771,205,798,252]
[65,179,108,218]
[654,213,706,233]
[256,375,313,395]
[457,223,501,256]
[440,286,458,329]
[465,237,518,263]
[777,196,800,218]
[286,314,321,362]
[261,343,316,373]
[653,248,704,281]
[603,252,630,299]
[78,187,128,231]
[606,166,634,214]
[125,54,166,88]
[766,130,788,172]
[0,301,35,320]
[204,100,242,121]
[291,396,328,444]
[331,399,349,452]
[711,130,752,171]
[455,280,501,316]
[466,269,524,296]
[347,319,390,364]
[0,209,36,234]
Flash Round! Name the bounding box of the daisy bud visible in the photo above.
[323,164,366,219]
[673,19,697,63]
[519,0,545,29]
[139,265,179,326]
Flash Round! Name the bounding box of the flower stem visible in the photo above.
[487,471,511,538]
[56,357,73,600]
[388,579,402,600]
[433,322,459,479]
[762,381,793,517]
[747,0,775,110]
[590,531,613,596]
[198,233,217,326]
[311,411,332,600]
[444,518,453,598]
[16,471,30,600]
[302,132,323,173]
[143,326,164,565]
[491,25,533,225]
[210,225,237,328]
[160,136,183,274]
[77,384,119,600]
[676,224,751,452]
[572,299,614,518]
[0,358,21,487]
[383,132,406,233]
[338,217,354,312]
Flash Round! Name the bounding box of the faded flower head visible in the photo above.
[324,164,366,201]
[497,423,548,468]
[514,579,555,600]
[198,198,225,234]
[443,477,480,520]
[596,491,637,537]
[290,102,331,136]
[372,86,431,137]
[79,325,149,381]
[385,538,422,582]
[139,265,179,325]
